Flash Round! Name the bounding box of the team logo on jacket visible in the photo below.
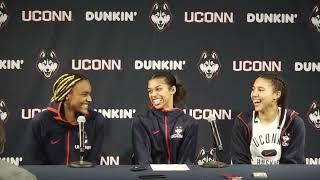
[149,1,172,32]
[196,147,216,165]
[36,50,59,79]
[0,99,8,123]
[198,50,221,80]
[0,1,8,30]
[310,4,320,32]
[307,101,320,129]
[170,126,183,139]
[281,133,290,147]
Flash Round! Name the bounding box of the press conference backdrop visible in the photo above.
[0,0,319,166]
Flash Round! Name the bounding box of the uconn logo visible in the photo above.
[36,50,59,79]
[185,12,234,23]
[100,156,120,165]
[72,59,122,71]
[183,108,232,120]
[0,99,9,123]
[307,101,320,129]
[310,4,320,32]
[149,1,172,31]
[0,1,9,29]
[21,108,46,119]
[198,51,221,80]
[22,10,72,22]
[196,147,216,165]
[233,60,282,72]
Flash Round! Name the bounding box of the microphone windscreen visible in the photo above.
[77,116,86,123]
[206,115,216,122]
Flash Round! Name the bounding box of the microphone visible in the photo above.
[77,116,86,158]
[207,115,223,151]
[69,116,95,168]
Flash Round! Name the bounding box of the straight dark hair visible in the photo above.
[148,71,187,103]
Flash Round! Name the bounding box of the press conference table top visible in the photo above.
[23,164,320,180]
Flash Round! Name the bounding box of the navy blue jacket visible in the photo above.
[230,109,305,164]
[24,101,105,165]
[132,108,198,164]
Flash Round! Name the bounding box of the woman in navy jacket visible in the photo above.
[132,71,198,164]
[25,73,105,165]
[230,73,305,164]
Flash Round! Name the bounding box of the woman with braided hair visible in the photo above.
[132,71,198,164]
[230,72,305,164]
[25,72,105,165]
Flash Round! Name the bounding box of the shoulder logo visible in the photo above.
[310,4,320,32]
[307,101,320,129]
[0,1,9,30]
[36,50,59,79]
[0,99,9,123]
[198,50,221,80]
[149,1,172,32]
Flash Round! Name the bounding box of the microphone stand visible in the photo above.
[69,116,95,168]
[209,119,223,151]
[202,116,226,168]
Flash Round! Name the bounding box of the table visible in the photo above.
[23,164,320,180]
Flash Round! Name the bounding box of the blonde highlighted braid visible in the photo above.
[50,73,87,102]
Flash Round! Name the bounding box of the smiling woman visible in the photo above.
[24,72,106,165]
[230,72,306,165]
[132,71,198,165]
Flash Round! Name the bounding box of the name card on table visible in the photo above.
[150,164,190,171]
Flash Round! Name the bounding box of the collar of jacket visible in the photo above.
[237,109,298,125]
[150,106,185,119]
[237,108,299,143]
[46,101,78,126]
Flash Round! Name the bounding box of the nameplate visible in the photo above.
[150,164,190,171]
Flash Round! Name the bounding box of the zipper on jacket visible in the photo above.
[164,113,171,164]
[65,128,71,165]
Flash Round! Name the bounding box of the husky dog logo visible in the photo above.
[170,126,183,139]
[36,50,59,79]
[0,99,8,123]
[149,1,172,31]
[281,133,290,147]
[0,1,9,29]
[196,147,216,165]
[307,101,320,129]
[310,4,320,32]
[198,51,221,80]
